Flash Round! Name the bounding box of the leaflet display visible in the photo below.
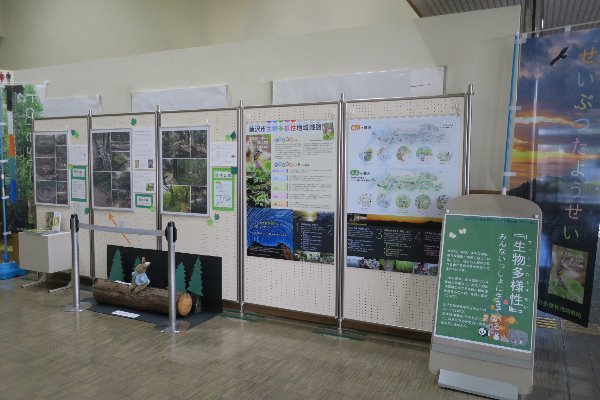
[245,119,336,264]
[34,131,69,206]
[347,115,463,274]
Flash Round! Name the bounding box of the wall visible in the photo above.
[0,0,417,69]
[16,6,520,191]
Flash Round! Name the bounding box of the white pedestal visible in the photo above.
[18,231,72,292]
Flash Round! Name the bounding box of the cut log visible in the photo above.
[93,278,193,317]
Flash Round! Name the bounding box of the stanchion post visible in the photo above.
[156,221,189,333]
[64,214,83,312]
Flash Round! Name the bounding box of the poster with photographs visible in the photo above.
[34,132,68,205]
[91,130,132,209]
[160,127,209,215]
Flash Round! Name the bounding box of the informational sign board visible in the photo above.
[346,113,464,275]
[430,194,541,399]
[434,214,539,353]
[245,119,336,264]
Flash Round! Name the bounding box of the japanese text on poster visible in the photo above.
[434,215,539,353]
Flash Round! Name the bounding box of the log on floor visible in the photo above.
[93,278,192,316]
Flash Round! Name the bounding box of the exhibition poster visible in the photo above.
[161,127,209,215]
[91,130,132,209]
[34,132,69,205]
[346,115,462,274]
[508,27,600,326]
[434,215,539,354]
[246,119,336,264]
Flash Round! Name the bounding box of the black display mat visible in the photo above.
[86,298,220,328]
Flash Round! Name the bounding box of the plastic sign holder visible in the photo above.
[429,194,541,400]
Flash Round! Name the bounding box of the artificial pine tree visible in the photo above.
[175,261,187,292]
[187,257,203,296]
[108,249,124,282]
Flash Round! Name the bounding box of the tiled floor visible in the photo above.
[0,277,598,400]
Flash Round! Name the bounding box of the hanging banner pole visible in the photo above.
[502,33,521,195]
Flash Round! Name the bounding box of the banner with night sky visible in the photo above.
[508,28,600,327]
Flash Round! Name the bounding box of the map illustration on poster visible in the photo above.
[346,115,463,274]
[34,132,69,205]
[434,214,539,353]
[91,130,132,209]
[246,119,336,264]
[161,127,209,215]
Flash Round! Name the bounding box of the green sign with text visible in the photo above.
[434,214,539,353]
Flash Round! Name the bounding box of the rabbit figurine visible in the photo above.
[130,257,151,293]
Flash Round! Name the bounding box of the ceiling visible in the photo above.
[407,0,600,31]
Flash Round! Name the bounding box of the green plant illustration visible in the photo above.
[109,249,124,281]
[175,261,186,292]
[187,258,204,296]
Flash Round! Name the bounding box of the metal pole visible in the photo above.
[167,222,176,330]
[156,221,189,332]
[502,33,520,195]
[87,110,96,279]
[336,93,346,333]
[64,214,83,312]
[156,105,163,250]
[464,84,474,195]
[237,99,245,317]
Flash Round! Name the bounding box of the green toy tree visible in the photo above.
[175,261,187,292]
[109,249,124,282]
[133,256,141,268]
[187,257,204,296]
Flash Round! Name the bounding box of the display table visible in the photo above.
[18,231,72,292]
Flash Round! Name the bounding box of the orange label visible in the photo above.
[8,135,15,157]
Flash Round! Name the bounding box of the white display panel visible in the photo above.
[132,85,228,112]
[160,109,238,301]
[244,103,338,317]
[343,95,466,332]
[34,117,92,277]
[273,67,445,104]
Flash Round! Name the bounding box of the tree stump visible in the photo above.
[93,278,193,317]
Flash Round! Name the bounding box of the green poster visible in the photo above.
[212,167,234,211]
[70,165,87,202]
[434,214,539,353]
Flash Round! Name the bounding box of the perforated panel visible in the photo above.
[244,103,338,317]
[34,117,91,277]
[91,114,157,278]
[343,96,466,332]
[160,109,238,301]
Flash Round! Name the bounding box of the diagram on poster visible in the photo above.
[91,130,132,209]
[161,127,209,215]
[34,131,69,205]
[246,119,336,264]
[346,114,463,274]
[348,115,461,217]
